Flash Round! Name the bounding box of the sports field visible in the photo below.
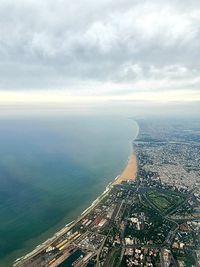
[145,189,186,213]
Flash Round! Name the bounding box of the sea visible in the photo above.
[0,115,138,266]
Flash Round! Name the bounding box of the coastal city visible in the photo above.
[14,119,200,267]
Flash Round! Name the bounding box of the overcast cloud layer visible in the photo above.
[0,0,200,100]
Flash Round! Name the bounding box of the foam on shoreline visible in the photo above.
[14,149,138,266]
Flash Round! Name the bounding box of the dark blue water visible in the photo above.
[58,249,85,267]
[0,115,138,266]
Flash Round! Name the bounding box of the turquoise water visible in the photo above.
[0,115,138,266]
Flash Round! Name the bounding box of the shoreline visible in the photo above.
[14,150,138,266]
[113,152,137,185]
[14,181,113,266]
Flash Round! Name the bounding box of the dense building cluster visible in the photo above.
[14,119,200,267]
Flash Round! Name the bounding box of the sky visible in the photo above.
[0,0,200,113]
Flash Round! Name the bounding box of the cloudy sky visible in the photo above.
[0,0,200,107]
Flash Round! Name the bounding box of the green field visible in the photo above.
[103,248,121,267]
[145,189,186,213]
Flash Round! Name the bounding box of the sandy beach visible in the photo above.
[13,153,138,266]
[113,153,137,184]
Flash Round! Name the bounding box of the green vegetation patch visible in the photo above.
[103,248,121,267]
[145,189,186,213]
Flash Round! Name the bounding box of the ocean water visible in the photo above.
[0,115,138,266]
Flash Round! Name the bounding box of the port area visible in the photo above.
[13,183,111,267]
[13,149,138,267]
[13,175,199,267]
[13,119,200,267]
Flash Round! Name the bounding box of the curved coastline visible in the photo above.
[13,150,138,266]
[13,120,140,266]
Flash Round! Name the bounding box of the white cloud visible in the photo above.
[0,0,199,103]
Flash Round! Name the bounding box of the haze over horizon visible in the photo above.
[0,0,200,116]
[0,2,200,266]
